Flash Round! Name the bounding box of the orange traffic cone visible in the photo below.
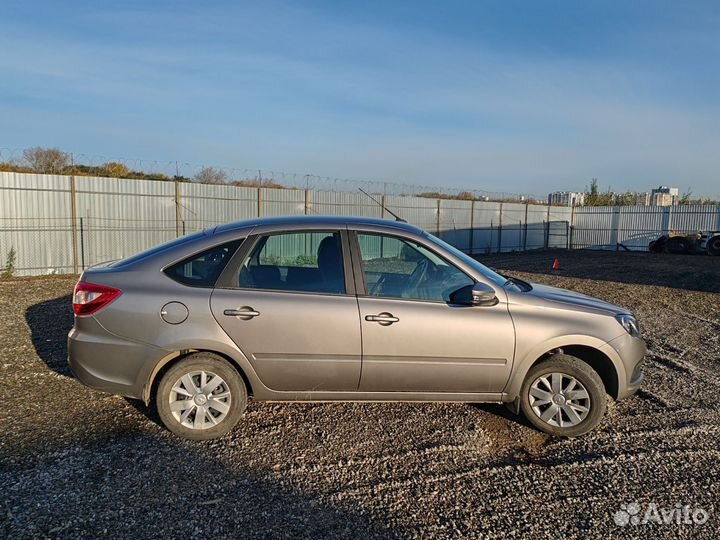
[552,258,560,271]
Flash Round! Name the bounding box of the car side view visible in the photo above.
[68,216,645,440]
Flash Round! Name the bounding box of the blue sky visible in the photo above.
[1,0,718,196]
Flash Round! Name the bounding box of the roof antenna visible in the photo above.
[358,188,406,222]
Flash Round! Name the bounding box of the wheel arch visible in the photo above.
[532,345,619,399]
[142,349,255,404]
[505,336,623,401]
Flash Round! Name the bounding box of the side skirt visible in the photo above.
[251,390,509,403]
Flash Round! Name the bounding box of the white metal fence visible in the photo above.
[571,204,720,250]
[1,171,718,276]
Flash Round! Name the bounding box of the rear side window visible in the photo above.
[237,231,345,294]
[165,240,243,287]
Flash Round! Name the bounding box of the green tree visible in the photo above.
[585,179,637,206]
[585,178,601,206]
[2,247,16,278]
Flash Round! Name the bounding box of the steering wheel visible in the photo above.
[405,259,429,296]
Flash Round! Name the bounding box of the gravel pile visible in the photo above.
[1,250,718,539]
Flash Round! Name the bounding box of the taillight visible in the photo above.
[73,281,122,316]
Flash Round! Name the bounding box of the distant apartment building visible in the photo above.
[548,191,585,207]
[650,186,679,206]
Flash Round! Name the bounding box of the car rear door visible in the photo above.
[210,228,362,392]
[351,230,515,394]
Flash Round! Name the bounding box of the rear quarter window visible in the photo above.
[164,240,243,287]
[111,231,209,268]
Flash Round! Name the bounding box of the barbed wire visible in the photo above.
[5,146,717,203]
[0,146,546,202]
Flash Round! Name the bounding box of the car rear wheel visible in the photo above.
[156,353,247,440]
[520,354,606,437]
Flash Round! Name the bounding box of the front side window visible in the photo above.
[238,231,346,294]
[165,240,242,287]
[422,231,508,287]
[357,233,474,302]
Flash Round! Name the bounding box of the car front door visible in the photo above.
[210,229,362,392]
[352,231,515,394]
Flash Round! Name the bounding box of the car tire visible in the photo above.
[156,353,247,440]
[519,354,606,437]
[708,235,720,256]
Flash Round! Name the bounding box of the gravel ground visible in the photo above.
[1,250,719,539]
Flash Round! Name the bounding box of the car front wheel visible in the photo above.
[156,353,247,440]
[519,354,607,437]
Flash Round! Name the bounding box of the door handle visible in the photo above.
[365,313,399,325]
[224,307,260,318]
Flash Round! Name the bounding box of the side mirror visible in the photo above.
[471,282,498,306]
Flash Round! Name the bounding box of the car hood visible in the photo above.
[521,282,626,316]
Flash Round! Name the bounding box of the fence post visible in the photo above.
[523,202,529,250]
[611,206,621,249]
[569,204,576,249]
[566,221,570,250]
[257,187,262,217]
[498,202,503,253]
[545,205,551,248]
[469,200,475,255]
[436,199,441,235]
[69,175,79,274]
[79,217,85,270]
[659,206,671,235]
[304,189,310,215]
[174,181,182,237]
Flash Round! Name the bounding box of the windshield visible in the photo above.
[422,232,508,287]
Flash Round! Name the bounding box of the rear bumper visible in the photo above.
[68,317,167,401]
[601,333,646,400]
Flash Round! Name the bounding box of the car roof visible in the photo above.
[214,215,424,235]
